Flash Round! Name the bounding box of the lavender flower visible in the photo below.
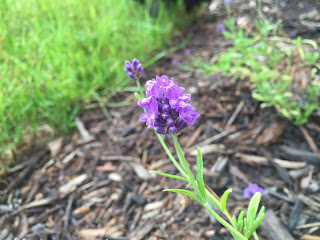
[138,75,199,134]
[243,184,264,199]
[124,58,143,80]
[224,0,232,5]
[14,238,27,240]
[172,59,179,66]
[216,23,226,34]
[236,17,242,23]
[184,49,191,56]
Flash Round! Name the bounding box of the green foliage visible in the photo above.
[220,188,232,213]
[153,135,265,240]
[195,16,319,125]
[0,0,184,162]
[196,147,206,203]
[243,193,265,239]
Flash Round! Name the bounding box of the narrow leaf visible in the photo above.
[220,188,232,213]
[237,211,244,232]
[248,192,261,218]
[150,170,189,183]
[164,189,200,203]
[252,206,265,231]
[172,135,193,179]
[206,190,222,211]
[196,147,206,203]
[134,92,142,100]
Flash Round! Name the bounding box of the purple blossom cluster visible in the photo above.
[243,184,264,199]
[124,58,143,80]
[216,23,226,34]
[138,75,199,134]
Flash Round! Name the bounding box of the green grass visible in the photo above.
[0,0,187,166]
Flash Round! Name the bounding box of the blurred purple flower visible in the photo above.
[138,75,199,134]
[236,17,242,23]
[184,49,191,56]
[243,184,264,199]
[216,23,225,34]
[14,238,27,240]
[225,0,232,5]
[124,58,143,80]
[172,59,179,66]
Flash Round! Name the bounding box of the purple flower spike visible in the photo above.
[243,184,264,199]
[124,58,143,80]
[137,75,199,134]
[224,0,232,6]
[217,23,226,34]
[184,49,191,56]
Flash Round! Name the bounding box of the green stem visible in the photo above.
[203,203,248,240]
[136,77,145,98]
[156,134,189,180]
[171,134,202,199]
[253,232,259,240]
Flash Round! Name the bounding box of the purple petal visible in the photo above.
[217,23,226,34]
[136,63,143,75]
[184,49,191,56]
[155,127,167,134]
[178,104,200,125]
[132,58,139,68]
[127,72,136,80]
[243,184,264,199]
[172,59,179,66]
[169,126,178,134]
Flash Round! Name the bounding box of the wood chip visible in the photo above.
[47,137,64,158]
[260,209,295,240]
[256,122,285,146]
[185,124,204,149]
[299,126,320,154]
[300,235,320,240]
[59,174,87,194]
[96,162,117,172]
[189,144,227,156]
[236,153,306,169]
[127,161,150,180]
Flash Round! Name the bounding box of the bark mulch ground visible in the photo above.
[1,1,320,239]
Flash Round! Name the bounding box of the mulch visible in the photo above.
[1,1,320,240]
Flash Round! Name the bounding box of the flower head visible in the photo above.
[216,23,226,34]
[243,184,264,199]
[184,49,191,56]
[14,238,27,240]
[124,58,143,80]
[171,59,179,66]
[224,0,232,6]
[138,75,199,134]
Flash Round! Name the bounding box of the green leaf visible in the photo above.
[150,171,189,183]
[164,189,200,203]
[220,188,232,213]
[248,192,261,217]
[172,135,193,179]
[134,92,142,100]
[206,191,222,211]
[237,211,244,232]
[196,147,206,203]
[252,206,265,231]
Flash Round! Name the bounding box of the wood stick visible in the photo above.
[260,209,295,240]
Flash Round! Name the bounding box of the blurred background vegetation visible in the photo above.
[0,0,190,165]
